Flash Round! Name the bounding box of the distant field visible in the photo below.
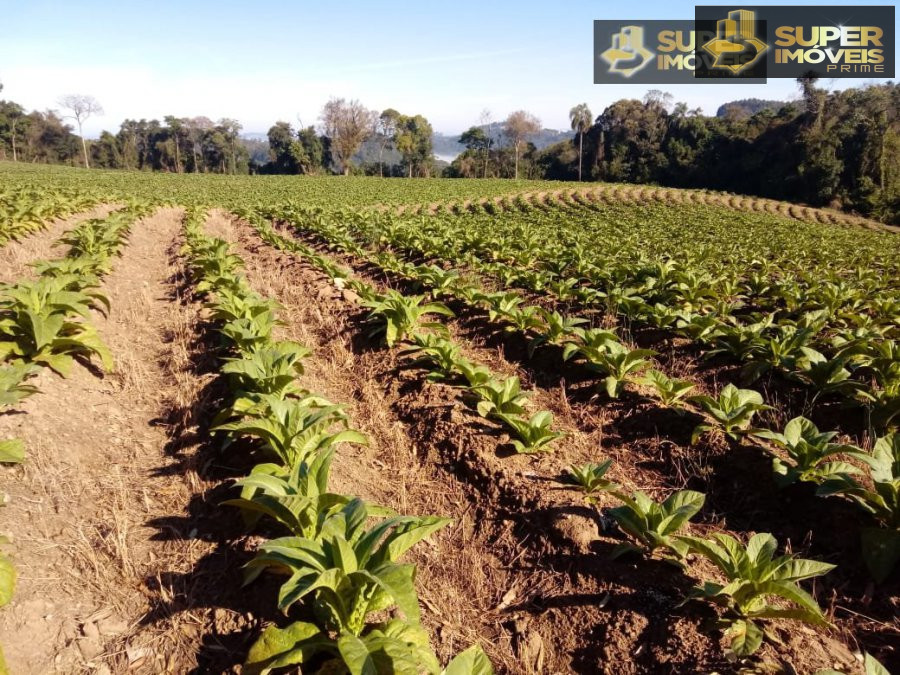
[0,161,563,208]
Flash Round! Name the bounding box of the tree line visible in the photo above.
[526,80,899,224]
[0,80,897,223]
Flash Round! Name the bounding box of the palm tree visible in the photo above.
[569,103,593,181]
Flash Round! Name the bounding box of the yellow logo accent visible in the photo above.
[701,9,768,74]
[601,25,655,78]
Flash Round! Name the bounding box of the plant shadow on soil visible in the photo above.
[137,270,286,673]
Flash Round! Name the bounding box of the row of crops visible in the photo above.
[179,209,494,674]
[225,200,898,666]
[251,202,900,565]
[0,202,152,671]
[0,163,896,671]
[0,162,554,212]
[0,184,104,246]
[392,183,893,232]
[278,199,900,429]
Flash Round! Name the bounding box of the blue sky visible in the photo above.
[0,0,895,137]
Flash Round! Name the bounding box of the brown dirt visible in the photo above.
[0,199,883,674]
[275,213,898,667]
[214,212,874,674]
[0,207,218,674]
[0,205,120,284]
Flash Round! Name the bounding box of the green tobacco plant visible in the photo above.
[221,340,310,401]
[608,490,705,560]
[501,306,543,334]
[208,287,280,324]
[456,358,493,388]
[30,257,104,287]
[225,447,366,538]
[677,532,834,657]
[485,292,524,323]
[495,410,564,454]
[214,396,367,468]
[0,362,40,464]
[818,433,900,582]
[0,536,14,610]
[563,328,653,398]
[220,313,279,355]
[0,362,40,408]
[470,376,528,418]
[742,325,823,383]
[244,620,493,675]
[245,499,458,675]
[185,238,244,291]
[640,369,695,408]
[690,384,770,444]
[364,290,454,347]
[400,333,461,381]
[528,309,588,357]
[757,417,869,488]
[0,279,113,376]
[564,460,619,502]
[416,264,462,298]
[244,498,450,631]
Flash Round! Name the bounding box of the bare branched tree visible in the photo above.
[320,98,376,175]
[58,94,103,169]
[503,110,541,180]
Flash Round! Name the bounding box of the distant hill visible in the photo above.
[716,99,785,117]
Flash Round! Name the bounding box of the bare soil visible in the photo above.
[213,212,883,674]
[0,207,217,674]
[0,204,892,675]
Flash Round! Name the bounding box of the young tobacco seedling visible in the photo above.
[244,498,450,630]
[528,309,588,357]
[640,369,695,408]
[495,410,564,454]
[564,459,619,502]
[221,340,310,401]
[676,532,834,657]
[363,290,454,347]
[214,395,367,468]
[690,383,770,444]
[471,376,528,418]
[224,446,357,538]
[608,489,705,561]
[757,416,868,488]
[400,333,462,381]
[818,433,900,582]
[562,328,653,398]
[456,358,494,388]
[242,500,456,675]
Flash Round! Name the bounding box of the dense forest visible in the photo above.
[0,80,898,223]
[454,81,900,224]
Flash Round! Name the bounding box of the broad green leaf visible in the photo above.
[0,439,25,464]
[727,618,763,657]
[337,632,378,675]
[243,621,325,675]
[443,645,494,675]
[0,553,15,607]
